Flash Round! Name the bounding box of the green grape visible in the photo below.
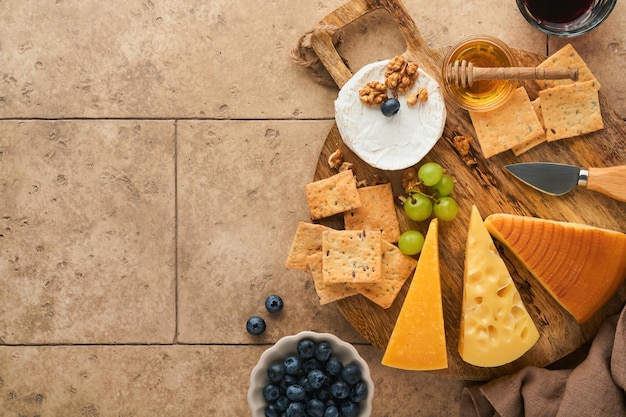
[432,174,455,197]
[433,196,459,221]
[398,230,425,256]
[418,162,444,186]
[403,193,433,221]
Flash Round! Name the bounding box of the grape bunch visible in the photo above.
[403,162,459,222]
[397,162,459,256]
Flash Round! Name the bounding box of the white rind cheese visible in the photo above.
[334,60,446,171]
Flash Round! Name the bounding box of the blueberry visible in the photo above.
[263,384,281,402]
[350,381,368,403]
[340,401,360,417]
[286,402,306,417]
[325,356,343,376]
[323,406,339,417]
[340,364,362,385]
[314,341,333,362]
[301,357,323,373]
[330,380,350,400]
[275,396,290,412]
[381,97,400,117]
[306,399,325,417]
[267,363,285,382]
[265,294,284,313]
[286,384,306,402]
[246,316,266,335]
[280,374,298,392]
[316,386,330,402]
[298,376,314,393]
[307,369,327,390]
[284,356,302,375]
[297,338,316,359]
[264,404,280,417]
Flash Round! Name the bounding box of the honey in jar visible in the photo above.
[442,36,517,112]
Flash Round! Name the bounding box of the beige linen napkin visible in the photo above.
[460,305,626,417]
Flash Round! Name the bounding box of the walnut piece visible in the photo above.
[384,55,419,97]
[359,81,388,107]
[453,135,472,156]
[401,168,421,194]
[338,161,354,172]
[406,93,418,107]
[417,88,428,103]
[327,148,344,170]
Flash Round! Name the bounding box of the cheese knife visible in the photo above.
[504,162,626,202]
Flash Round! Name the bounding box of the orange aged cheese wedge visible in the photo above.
[382,218,448,370]
[484,214,626,323]
[459,206,539,367]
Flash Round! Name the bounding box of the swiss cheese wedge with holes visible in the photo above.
[459,206,539,367]
[484,214,626,323]
[382,218,447,370]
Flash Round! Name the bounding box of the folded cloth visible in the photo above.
[460,306,626,417]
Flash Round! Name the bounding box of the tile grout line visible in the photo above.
[173,119,180,344]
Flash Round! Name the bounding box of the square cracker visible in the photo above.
[536,43,600,90]
[343,183,401,243]
[285,222,333,271]
[307,252,358,305]
[539,80,604,141]
[322,229,382,284]
[469,87,545,158]
[350,240,418,309]
[512,98,547,156]
[305,170,362,220]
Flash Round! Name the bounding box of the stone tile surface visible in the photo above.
[176,120,363,344]
[0,0,624,415]
[0,345,464,416]
[0,121,176,344]
[1,0,622,119]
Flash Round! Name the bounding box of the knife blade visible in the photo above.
[504,162,626,202]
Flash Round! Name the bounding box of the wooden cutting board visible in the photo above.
[303,0,626,380]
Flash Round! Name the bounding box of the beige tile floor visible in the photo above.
[0,0,624,415]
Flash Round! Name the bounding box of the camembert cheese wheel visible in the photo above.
[484,213,626,323]
[334,60,446,170]
[382,218,447,370]
[459,206,539,367]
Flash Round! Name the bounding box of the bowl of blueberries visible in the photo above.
[248,331,374,417]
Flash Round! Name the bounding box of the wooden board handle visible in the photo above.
[587,166,626,202]
[308,0,426,88]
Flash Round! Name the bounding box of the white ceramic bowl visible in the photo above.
[248,331,374,416]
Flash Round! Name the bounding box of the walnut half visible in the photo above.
[359,81,388,107]
[384,55,419,97]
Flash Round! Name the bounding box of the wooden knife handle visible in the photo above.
[587,166,626,202]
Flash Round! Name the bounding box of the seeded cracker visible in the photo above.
[322,230,382,284]
[285,222,334,271]
[469,87,544,158]
[305,170,362,220]
[539,80,604,141]
[307,252,358,305]
[343,183,401,243]
[512,98,547,156]
[536,43,600,90]
[350,240,418,309]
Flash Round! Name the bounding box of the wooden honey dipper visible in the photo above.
[446,60,579,88]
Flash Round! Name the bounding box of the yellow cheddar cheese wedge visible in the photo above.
[484,213,626,323]
[382,218,448,370]
[459,206,539,367]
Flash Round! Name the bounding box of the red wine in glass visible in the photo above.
[523,0,593,23]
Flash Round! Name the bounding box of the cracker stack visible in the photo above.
[469,44,604,158]
[286,171,417,309]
